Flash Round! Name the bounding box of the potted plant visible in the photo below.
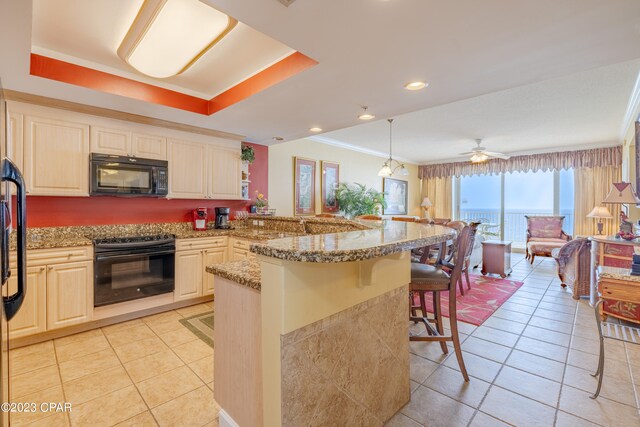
[254,191,269,214]
[334,183,386,218]
[241,144,255,164]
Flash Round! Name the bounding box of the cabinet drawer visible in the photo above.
[232,238,254,251]
[177,237,228,251]
[599,281,640,304]
[12,246,93,267]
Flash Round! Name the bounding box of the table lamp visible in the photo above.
[602,182,640,238]
[421,197,433,219]
[586,206,612,235]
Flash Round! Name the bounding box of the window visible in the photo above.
[455,169,575,246]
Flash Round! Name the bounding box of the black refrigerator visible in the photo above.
[0,82,28,426]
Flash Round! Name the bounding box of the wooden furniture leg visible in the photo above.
[433,292,448,354]
[449,292,469,382]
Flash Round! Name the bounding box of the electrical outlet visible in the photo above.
[258,220,264,226]
[252,220,258,226]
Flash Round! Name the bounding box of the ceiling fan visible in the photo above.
[459,139,510,163]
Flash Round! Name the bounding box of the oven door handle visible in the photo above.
[95,250,175,262]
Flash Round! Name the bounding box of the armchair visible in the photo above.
[525,215,571,264]
[552,238,591,299]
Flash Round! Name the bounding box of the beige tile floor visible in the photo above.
[389,254,640,427]
[9,254,640,426]
[8,302,217,427]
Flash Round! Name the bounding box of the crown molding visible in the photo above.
[307,136,415,164]
[620,68,640,142]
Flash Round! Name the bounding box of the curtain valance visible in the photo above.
[418,145,622,179]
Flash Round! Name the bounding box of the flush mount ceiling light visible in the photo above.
[358,106,375,121]
[272,136,284,141]
[378,119,409,177]
[309,127,323,132]
[404,81,428,91]
[118,0,238,78]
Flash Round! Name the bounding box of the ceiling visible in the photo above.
[317,58,640,164]
[1,0,640,146]
[31,0,296,99]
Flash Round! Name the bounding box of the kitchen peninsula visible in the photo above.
[208,217,456,427]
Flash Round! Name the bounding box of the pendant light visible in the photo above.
[378,118,409,177]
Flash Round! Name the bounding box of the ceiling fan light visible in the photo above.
[470,153,488,163]
[118,0,237,78]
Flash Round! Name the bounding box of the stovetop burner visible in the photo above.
[93,234,175,245]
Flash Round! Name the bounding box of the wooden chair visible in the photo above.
[391,217,416,222]
[409,226,473,381]
[356,215,382,220]
[525,215,571,264]
[315,213,336,218]
[430,218,451,225]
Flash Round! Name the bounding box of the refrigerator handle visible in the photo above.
[2,158,26,321]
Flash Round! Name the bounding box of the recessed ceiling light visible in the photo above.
[358,106,375,121]
[272,136,284,141]
[309,127,323,132]
[404,81,428,91]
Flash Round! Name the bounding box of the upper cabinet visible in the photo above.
[24,115,90,196]
[208,146,242,200]
[168,138,208,199]
[90,126,167,160]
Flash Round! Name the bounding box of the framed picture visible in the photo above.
[383,178,408,215]
[294,157,316,215]
[321,161,340,213]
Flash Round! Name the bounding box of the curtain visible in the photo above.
[419,146,622,179]
[574,165,622,236]
[421,176,452,219]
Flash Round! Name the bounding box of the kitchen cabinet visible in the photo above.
[90,126,167,160]
[168,138,208,199]
[208,146,242,200]
[8,111,23,170]
[229,238,258,262]
[46,260,93,330]
[7,266,46,339]
[24,115,90,196]
[175,237,228,301]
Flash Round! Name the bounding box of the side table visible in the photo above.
[481,240,512,278]
[596,266,640,323]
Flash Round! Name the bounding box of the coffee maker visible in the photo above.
[215,207,231,229]
[192,208,208,231]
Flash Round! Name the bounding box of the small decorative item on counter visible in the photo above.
[255,191,269,214]
[631,254,640,276]
[616,211,636,241]
[241,144,255,164]
[250,205,257,213]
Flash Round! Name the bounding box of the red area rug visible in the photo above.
[413,273,524,326]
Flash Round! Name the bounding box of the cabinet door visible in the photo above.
[203,247,227,296]
[46,261,93,330]
[175,250,203,301]
[7,112,24,195]
[208,146,242,199]
[24,115,90,196]
[132,133,167,160]
[90,126,131,156]
[168,139,207,199]
[231,248,249,262]
[8,266,46,339]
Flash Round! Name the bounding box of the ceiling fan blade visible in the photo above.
[458,151,476,156]
[484,151,510,160]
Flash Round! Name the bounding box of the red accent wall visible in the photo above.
[26,142,268,227]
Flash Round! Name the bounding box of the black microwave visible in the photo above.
[90,153,168,197]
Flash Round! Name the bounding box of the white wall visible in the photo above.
[268,138,421,217]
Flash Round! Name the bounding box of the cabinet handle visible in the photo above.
[39,267,45,272]
[47,266,53,271]
[67,254,72,259]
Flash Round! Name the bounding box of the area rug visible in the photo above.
[180,311,214,348]
[413,274,524,326]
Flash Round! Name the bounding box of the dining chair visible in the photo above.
[356,215,382,220]
[409,225,473,381]
[315,213,336,218]
[391,217,416,222]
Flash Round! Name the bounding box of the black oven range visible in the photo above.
[93,234,175,307]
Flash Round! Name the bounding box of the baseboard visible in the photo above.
[218,409,240,427]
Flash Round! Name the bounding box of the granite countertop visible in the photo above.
[597,266,640,283]
[250,221,456,263]
[206,259,261,291]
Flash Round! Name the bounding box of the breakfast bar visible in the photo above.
[207,220,455,427]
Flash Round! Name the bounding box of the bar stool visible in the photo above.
[409,226,472,381]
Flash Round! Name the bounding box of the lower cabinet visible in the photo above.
[8,256,93,338]
[46,261,93,330]
[175,238,228,302]
[229,238,258,261]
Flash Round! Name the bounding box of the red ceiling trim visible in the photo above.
[30,53,209,114]
[29,51,318,116]
[207,52,318,114]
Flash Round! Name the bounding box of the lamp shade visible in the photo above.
[586,206,613,219]
[602,182,640,205]
[421,197,433,208]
